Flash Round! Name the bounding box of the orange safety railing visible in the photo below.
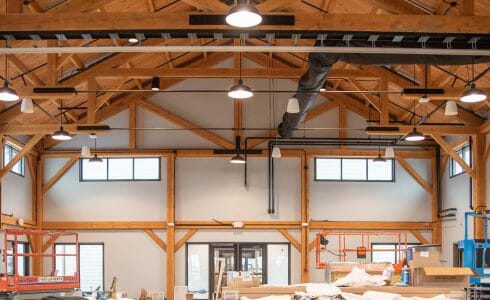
[0,229,79,293]
[315,231,408,271]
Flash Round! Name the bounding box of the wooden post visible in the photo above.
[431,155,442,244]
[473,134,487,239]
[380,78,389,126]
[129,102,137,150]
[166,153,176,300]
[34,156,44,275]
[461,0,475,15]
[87,78,97,124]
[300,152,309,282]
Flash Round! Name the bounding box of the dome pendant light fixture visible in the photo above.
[226,1,262,28]
[405,127,425,142]
[460,83,487,103]
[52,126,72,141]
[228,52,253,99]
[89,137,104,163]
[0,52,19,102]
[51,100,72,140]
[230,135,246,164]
[461,58,487,103]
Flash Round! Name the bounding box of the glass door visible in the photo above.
[238,244,265,285]
[210,243,236,295]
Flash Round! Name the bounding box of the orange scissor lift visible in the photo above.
[0,229,79,293]
[315,231,409,273]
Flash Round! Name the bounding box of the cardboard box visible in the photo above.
[411,267,473,288]
[407,251,441,268]
[226,276,260,288]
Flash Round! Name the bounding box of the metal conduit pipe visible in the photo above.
[278,41,490,138]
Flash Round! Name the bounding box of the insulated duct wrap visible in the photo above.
[278,41,490,138]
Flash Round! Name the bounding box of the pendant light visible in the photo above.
[230,135,246,164]
[81,145,91,157]
[461,58,487,103]
[89,137,103,163]
[445,100,458,116]
[272,146,281,158]
[226,0,262,28]
[228,53,253,99]
[286,97,300,113]
[373,140,386,163]
[461,83,487,103]
[0,53,19,102]
[51,100,72,140]
[20,98,34,113]
[405,127,425,141]
[384,146,395,159]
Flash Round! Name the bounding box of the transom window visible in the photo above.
[315,158,395,182]
[449,144,470,178]
[3,143,25,177]
[80,157,160,181]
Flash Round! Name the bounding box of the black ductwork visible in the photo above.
[278,41,490,138]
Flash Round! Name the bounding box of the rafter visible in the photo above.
[136,99,234,149]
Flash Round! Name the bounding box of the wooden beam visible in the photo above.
[6,0,23,13]
[42,157,78,193]
[0,124,110,135]
[396,157,433,194]
[0,134,43,181]
[431,155,442,244]
[366,0,431,14]
[256,0,297,11]
[144,229,167,252]
[129,102,137,150]
[167,153,176,300]
[2,12,490,34]
[366,125,476,136]
[48,0,115,13]
[310,221,432,230]
[43,221,167,230]
[461,0,475,15]
[179,0,229,12]
[42,234,60,253]
[431,134,475,177]
[175,229,198,251]
[278,229,301,251]
[1,215,36,228]
[410,230,429,244]
[146,0,155,12]
[380,78,389,126]
[94,68,374,79]
[87,79,97,124]
[136,99,234,149]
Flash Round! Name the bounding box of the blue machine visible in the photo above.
[458,211,490,284]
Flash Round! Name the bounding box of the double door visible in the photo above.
[210,243,265,296]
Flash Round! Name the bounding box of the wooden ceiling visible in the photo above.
[0,0,489,150]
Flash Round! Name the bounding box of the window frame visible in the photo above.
[80,157,161,182]
[54,242,105,291]
[3,143,25,177]
[314,157,395,182]
[449,144,471,178]
[6,241,29,276]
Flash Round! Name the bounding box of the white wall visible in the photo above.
[2,158,33,221]
[310,158,432,221]
[44,157,167,221]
